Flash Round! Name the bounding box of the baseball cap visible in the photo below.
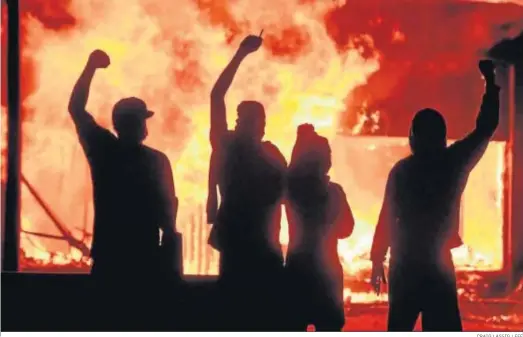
[112,97,154,125]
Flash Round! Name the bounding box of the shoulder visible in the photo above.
[78,124,116,159]
[89,128,117,147]
[392,156,411,175]
[384,157,410,186]
[262,141,287,166]
[262,141,280,154]
[328,182,346,199]
[328,182,344,193]
[143,146,171,167]
[215,131,234,151]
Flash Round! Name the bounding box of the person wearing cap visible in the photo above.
[68,50,179,326]
[369,60,500,331]
[207,34,287,330]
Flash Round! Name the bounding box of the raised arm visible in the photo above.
[210,34,263,149]
[449,60,500,172]
[68,50,109,127]
[68,50,112,157]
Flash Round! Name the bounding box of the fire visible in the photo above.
[11,0,379,273]
[0,1,513,302]
[1,106,6,182]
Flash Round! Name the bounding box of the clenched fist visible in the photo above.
[479,60,494,82]
[88,49,110,69]
[238,34,263,55]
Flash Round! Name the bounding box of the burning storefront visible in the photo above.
[1,0,523,326]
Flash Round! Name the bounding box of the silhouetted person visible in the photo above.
[69,50,179,328]
[284,124,355,331]
[370,60,500,331]
[206,34,287,331]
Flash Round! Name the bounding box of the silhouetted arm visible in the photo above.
[263,142,288,204]
[264,143,288,249]
[448,67,500,172]
[370,170,395,263]
[207,35,263,227]
[68,50,113,157]
[210,35,263,149]
[206,151,218,224]
[157,155,182,276]
[159,154,178,237]
[333,184,355,239]
[210,51,248,149]
[68,65,95,123]
[207,46,250,223]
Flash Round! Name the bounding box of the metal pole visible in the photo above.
[2,0,20,272]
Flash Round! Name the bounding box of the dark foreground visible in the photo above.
[2,272,522,331]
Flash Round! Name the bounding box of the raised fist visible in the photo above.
[88,49,110,69]
[239,35,263,55]
[479,60,494,80]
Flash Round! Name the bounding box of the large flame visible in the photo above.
[13,0,379,271]
[0,1,518,306]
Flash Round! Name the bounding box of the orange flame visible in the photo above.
[16,0,380,271]
[0,1,508,304]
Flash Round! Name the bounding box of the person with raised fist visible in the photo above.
[369,60,500,331]
[69,49,180,328]
[207,32,288,331]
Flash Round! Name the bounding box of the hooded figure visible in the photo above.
[370,60,500,331]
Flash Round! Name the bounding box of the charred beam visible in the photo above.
[21,230,68,241]
[21,174,90,257]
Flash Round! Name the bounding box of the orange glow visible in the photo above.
[1,106,6,182]
[0,0,514,305]
[14,0,380,273]
[391,29,405,43]
[330,137,504,275]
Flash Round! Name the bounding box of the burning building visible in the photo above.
[1,0,523,312]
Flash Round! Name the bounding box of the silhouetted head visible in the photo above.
[112,97,154,144]
[235,101,266,142]
[409,108,447,155]
[290,124,332,177]
[288,125,331,208]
